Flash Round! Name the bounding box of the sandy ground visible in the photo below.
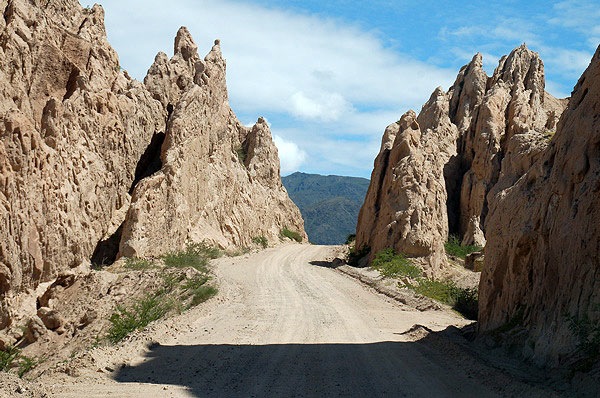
[30,244,561,397]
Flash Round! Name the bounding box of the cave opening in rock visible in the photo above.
[128,131,166,194]
[444,154,463,237]
[90,224,124,267]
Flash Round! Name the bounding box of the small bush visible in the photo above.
[17,356,37,378]
[0,346,37,378]
[281,228,303,243]
[411,278,457,304]
[408,278,478,320]
[347,245,370,267]
[453,287,478,320]
[0,346,20,371]
[163,242,221,272]
[182,276,218,307]
[371,248,422,278]
[345,234,356,245]
[252,236,268,248]
[107,294,173,343]
[444,235,482,259]
[124,257,155,270]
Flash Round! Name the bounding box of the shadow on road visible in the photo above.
[309,259,343,269]
[114,341,428,397]
[112,330,512,397]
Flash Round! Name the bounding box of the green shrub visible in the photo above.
[371,248,422,278]
[0,346,37,378]
[163,242,221,271]
[252,236,268,248]
[182,276,218,307]
[345,234,356,245]
[453,287,478,320]
[124,257,155,270]
[568,314,600,362]
[280,228,303,243]
[0,346,20,371]
[411,278,457,304]
[444,235,482,259]
[347,245,370,266]
[408,278,478,320]
[107,294,174,343]
[17,356,37,378]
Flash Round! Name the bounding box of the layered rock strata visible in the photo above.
[356,45,567,273]
[479,46,600,366]
[0,0,305,328]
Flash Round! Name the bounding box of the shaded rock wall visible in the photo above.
[356,46,567,274]
[479,46,600,366]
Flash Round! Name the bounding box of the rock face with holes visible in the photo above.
[0,0,164,318]
[0,0,304,327]
[118,30,306,257]
[478,46,600,366]
[356,45,567,275]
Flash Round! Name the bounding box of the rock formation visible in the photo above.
[356,45,567,274]
[0,0,305,328]
[119,29,305,257]
[356,92,458,276]
[479,45,600,366]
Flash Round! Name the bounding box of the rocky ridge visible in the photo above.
[356,45,567,274]
[0,0,305,331]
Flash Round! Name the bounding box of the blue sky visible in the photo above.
[95,0,599,178]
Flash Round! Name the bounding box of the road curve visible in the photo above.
[54,244,507,397]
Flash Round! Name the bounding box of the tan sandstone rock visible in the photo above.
[0,0,164,302]
[356,45,567,275]
[118,32,305,257]
[479,45,600,366]
[0,0,305,328]
[356,89,458,275]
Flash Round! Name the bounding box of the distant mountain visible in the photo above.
[282,172,370,245]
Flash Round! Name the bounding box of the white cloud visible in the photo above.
[289,91,352,121]
[272,135,307,175]
[97,0,456,178]
[550,1,600,34]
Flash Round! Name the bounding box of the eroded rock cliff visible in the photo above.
[119,30,305,257]
[479,45,600,367]
[0,0,305,328]
[356,45,567,274]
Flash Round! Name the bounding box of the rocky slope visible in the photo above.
[282,172,370,244]
[0,0,305,330]
[479,45,600,367]
[356,45,567,274]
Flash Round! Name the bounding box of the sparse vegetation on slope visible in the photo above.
[371,248,421,278]
[281,227,303,243]
[369,248,478,320]
[444,235,482,259]
[252,236,268,248]
[107,242,222,343]
[0,345,38,378]
[163,242,222,271]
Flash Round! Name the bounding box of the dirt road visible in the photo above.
[46,245,548,397]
